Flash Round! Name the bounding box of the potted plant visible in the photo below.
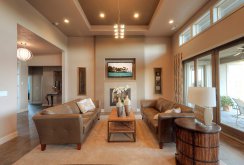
[220,96,234,111]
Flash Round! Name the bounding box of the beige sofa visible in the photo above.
[141,98,194,149]
[33,99,101,151]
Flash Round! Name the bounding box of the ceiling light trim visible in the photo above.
[148,0,163,29]
[73,0,91,29]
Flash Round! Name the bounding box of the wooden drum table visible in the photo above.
[175,118,221,165]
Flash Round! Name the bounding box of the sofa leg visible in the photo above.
[41,144,46,151]
[77,143,82,150]
[159,142,163,149]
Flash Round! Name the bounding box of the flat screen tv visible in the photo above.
[107,62,133,78]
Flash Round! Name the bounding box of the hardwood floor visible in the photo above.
[0,105,243,165]
[0,104,44,165]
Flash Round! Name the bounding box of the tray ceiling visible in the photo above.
[26,0,209,37]
[78,0,160,25]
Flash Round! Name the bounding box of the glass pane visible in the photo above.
[197,55,212,87]
[219,42,244,132]
[180,27,191,45]
[213,0,244,22]
[184,61,195,105]
[193,11,210,36]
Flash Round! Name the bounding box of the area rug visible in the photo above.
[14,118,227,165]
[14,119,176,165]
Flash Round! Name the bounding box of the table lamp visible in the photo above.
[188,87,216,126]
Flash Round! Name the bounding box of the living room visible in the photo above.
[0,0,243,164]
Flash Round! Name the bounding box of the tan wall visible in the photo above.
[172,2,244,59]
[95,37,145,110]
[144,37,173,101]
[0,0,67,144]
[28,54,62,66]
[67,37,95,100]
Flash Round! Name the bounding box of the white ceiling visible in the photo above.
[26,0,209,37]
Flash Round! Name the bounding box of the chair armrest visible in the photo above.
[32,113,84,144]
[140,100,157,109]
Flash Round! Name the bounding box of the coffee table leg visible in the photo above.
[133,121,136,142]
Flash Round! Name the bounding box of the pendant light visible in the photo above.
[114,0,125,39]
[17,43,33,61]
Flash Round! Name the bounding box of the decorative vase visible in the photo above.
[124,95,131,116]
[116,97,124,117]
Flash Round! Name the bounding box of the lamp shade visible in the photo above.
[17,48,33,61]
[188,87,216,107]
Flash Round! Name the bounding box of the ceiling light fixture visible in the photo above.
[64,18,70,23]
[114,0,125,39]
[169,19,174,24]
[99,12,105,18]
[17,43,33,61]
[134,13,139,19]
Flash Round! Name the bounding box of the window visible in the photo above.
[213,0,244,22]
[179,27,191,46]
[193,11,210,36]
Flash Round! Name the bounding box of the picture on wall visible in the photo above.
[78,67,86,95]
[107,62,133,78]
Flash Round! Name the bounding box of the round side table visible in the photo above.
[175,118,221,165]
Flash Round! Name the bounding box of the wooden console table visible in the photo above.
[175,118,221,165]
[107,109,136,142]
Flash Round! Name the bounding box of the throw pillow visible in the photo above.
[173,107,181,113]
[77,98,96,113]
[153,113,159,120]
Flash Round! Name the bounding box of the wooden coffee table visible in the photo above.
[107,109,136,142]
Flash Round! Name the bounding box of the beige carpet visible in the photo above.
[14,119,176,165]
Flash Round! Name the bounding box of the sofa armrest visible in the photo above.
[32,113,84,144]
[158,113,195,120]
[93,100,101,108]
[140,100,157,109]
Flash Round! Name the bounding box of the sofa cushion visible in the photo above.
[40,105,73,115]
[142,108,159,119]
[173,103,193,113]
[64,101,81,114]
[155,98,175,112]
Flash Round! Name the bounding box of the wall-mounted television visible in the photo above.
[107,62,133,78]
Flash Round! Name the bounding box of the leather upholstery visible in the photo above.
[140,98,194,148]
[33,99,101,149]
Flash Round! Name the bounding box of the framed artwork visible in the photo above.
[154,68,162,94]
[78,67,86,95]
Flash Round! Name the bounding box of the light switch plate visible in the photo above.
[0,91,8,97]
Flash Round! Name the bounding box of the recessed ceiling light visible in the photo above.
[169,19,174,24]
[99,12,105,18]
[64,19,70,24]
[134,13,139,19]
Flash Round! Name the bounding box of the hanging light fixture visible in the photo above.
[114,0,125,39]
[17,43,33,61]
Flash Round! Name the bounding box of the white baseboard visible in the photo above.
[0,131,18,145]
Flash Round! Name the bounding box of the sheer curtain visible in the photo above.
[174,53,183,103]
